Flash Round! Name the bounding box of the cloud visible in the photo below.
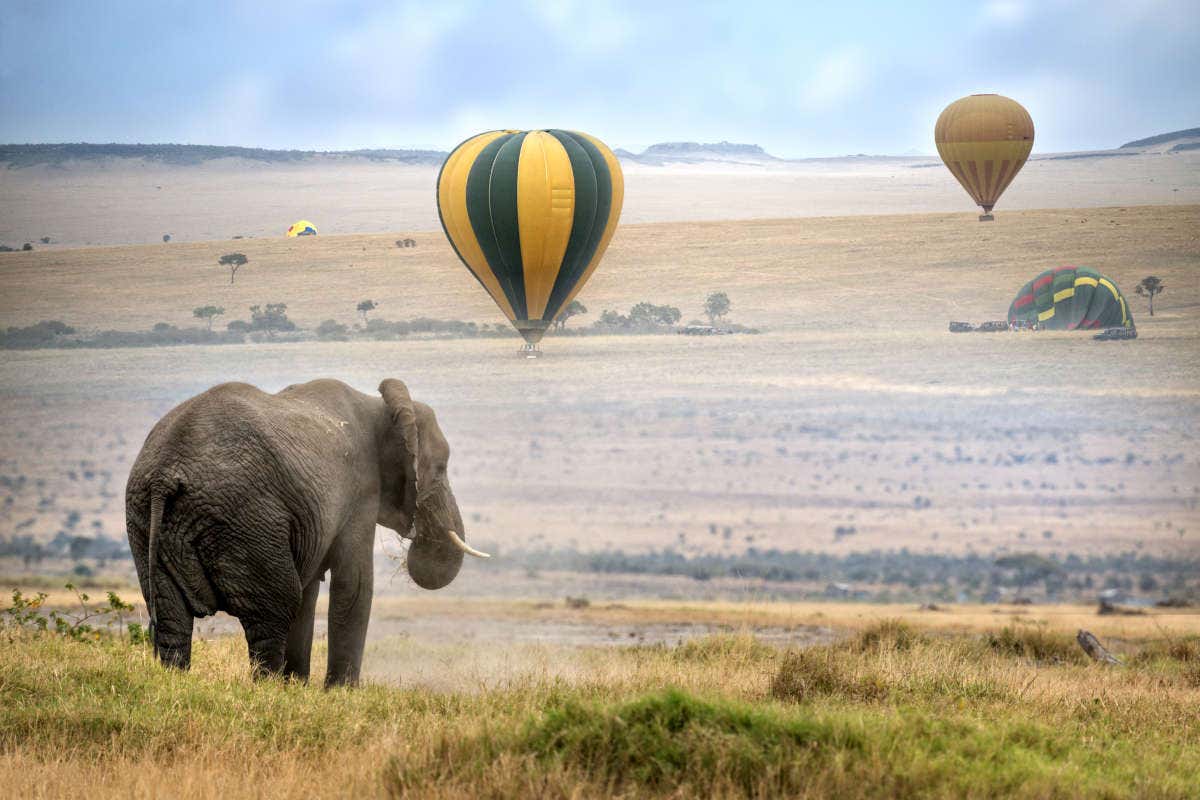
[328,1,471,103]
[524,0,635,54]
[979,0,1030,26]
[798,46,870,111]
[184,73,276,145]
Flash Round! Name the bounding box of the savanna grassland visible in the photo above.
[2,601,1199,799]
[2,197,1199,797]
[2,206,1198,564]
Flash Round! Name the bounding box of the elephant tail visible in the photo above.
[146,489,167,658]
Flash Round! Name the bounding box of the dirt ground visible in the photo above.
[1,206,1197,564]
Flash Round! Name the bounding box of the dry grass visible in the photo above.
[2,205,1198,335]
[2,206,1198,560]
[2,614,1198,799]
[367,596,1200,643]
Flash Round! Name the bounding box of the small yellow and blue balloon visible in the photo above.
[436,129,624,345]
[287,220,317,237]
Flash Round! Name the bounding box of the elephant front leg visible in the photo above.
[326,528,375,687]
[283,576,322,682]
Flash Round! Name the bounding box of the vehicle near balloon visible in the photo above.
[287,219,317,237]
[935,94,1034,221]
[1008,266,1134,332]
[436,129,623,354]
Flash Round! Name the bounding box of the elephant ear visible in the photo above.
[379,379,420,528]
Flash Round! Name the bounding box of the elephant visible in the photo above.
[125,378,488,686]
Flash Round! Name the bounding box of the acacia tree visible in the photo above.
[249,303,293,338]
[554,300,587,330]
[218,253,248,284]
[192,305,225,330]
[1135,276,1164,317]
[357,299,378,324]
[704,292,731,325]
[629,302,681,327]
[994,553,1062,596]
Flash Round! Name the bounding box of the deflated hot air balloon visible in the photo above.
[1008,266,1133,331]
[436,129,623,349]
[935,94,1034,220]
[287,220,317,237]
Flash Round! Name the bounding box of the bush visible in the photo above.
[770,648,888,702]
[519,690,859,796]
[316,319,350,341]
[1132,636,1200,665]
[86,325,244,348]
[592,302,683,333]
[852,619,924,653]
[1,320,77,348]
[247,303,295,335]
[984,625,1083,663]
[671,634,776,665]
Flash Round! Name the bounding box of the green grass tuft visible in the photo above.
[984,624,1084,663]
[520,689,860,796]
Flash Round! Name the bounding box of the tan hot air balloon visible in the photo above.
[935,94,1034,220]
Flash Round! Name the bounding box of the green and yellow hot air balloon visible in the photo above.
[935,94,1034,220]
[436,129,623,346]
[1008,266,1133,331]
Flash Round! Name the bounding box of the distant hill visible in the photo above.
[1119,128,1200,149]
[618,141,780,166]
[0,143,448,168]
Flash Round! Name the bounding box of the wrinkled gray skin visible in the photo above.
[125,378,467,686]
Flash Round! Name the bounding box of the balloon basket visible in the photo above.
[978,213,995,222]
[519,343,542,359]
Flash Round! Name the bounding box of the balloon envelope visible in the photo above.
[436,129,624,344]
[935,94,1034,214]
[287,220,317,236]
[1008,266,1133,330]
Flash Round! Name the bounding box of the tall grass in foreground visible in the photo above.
[1,623,1198,799]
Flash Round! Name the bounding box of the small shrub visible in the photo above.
[1132,636,1200,665]
[316,319,350,341]
[852,619,924,653]
[985,625,1083,663]
[519,689,859,796]
[0,320,77,349]
[1183,661,1200,688]
[1,585,138,642]
[771,648,888,702]
[672,633,776,665]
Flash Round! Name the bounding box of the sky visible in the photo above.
[1,0,1197,158]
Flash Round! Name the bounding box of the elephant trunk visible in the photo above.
[406,488,474,590]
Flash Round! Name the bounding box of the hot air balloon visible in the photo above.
[935,94,1034,221]
[436,129,623,351]
[287,220,317,237]
[1008,266,1133,331]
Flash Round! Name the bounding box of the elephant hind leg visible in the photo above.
[152,571,195,670]
[282,576,322,682]
[241,617,290,677]
[200,520,303,678]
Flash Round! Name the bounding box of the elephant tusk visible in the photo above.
[446,530,491,558]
